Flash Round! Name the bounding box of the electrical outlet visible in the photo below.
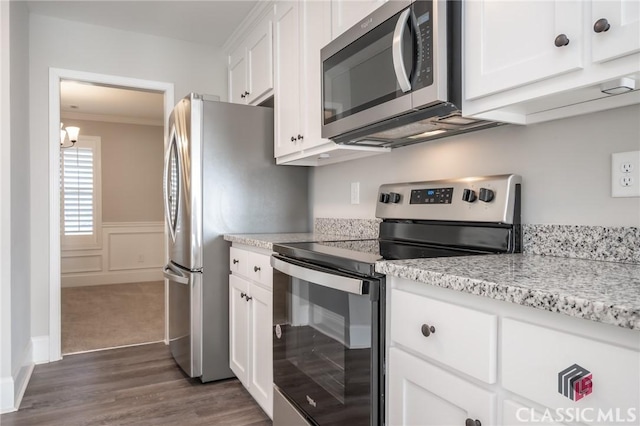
[351,182,360,204]
[611,151,640,197]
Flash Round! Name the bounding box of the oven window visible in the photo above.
[323,8,413,125]
[273,269,375,425]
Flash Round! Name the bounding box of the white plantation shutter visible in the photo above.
[62,147,94,235]
[60,136,102,249]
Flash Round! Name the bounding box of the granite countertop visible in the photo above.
[223,232,360,251]
[376,254,640,330]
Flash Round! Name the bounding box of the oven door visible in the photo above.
[271,255,383,426]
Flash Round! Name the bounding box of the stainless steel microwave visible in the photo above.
[321,0,497,148]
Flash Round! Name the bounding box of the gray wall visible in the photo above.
[1,0,31,409]
[29,13,227,339]
[62,119,164,223]
[311,104,640,227]
[10,0,31,389]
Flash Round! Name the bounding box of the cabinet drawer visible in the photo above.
[388,347,497,426]
[247,251,273,288]
[230,247,249,277]
[502,318,640,424]
[390,289,497,383]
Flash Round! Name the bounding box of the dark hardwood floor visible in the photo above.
[0,343,271,425]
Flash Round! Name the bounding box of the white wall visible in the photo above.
[312,105,640,227]
[29,14,228,339]
[1,0,32,413]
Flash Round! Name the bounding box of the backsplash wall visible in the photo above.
[311,104,640,228]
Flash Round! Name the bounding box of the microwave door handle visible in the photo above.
[271,256,366,296]
[392,8,412,93]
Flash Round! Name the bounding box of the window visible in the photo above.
[60,136,102,249]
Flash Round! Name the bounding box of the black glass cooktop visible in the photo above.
[273,239,489,277]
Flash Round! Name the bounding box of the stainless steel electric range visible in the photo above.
[271,174,522,426]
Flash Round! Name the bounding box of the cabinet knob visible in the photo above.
[290,136,296,142]
[244,91,250,96]
[233,259,239,264]
[240,292,246,299]
[465,419,481,426]
[297,134,304,140]
[245,295,253,301]
[593,18,610,33]
[421,324,436,337]
[254,266,261,272]
[240,93,245,99]
[554,34,570,47]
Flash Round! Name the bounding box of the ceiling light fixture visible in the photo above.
[60,123,80,149]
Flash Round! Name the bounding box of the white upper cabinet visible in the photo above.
[274,0,390,166]
[227,9,274,105]
[463,0,640,125]
[274,1,302,158]
[465,1,584,100]
[330,0,388,39]
[591,0,640,63]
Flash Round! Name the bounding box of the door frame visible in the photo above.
[49,68,174,361]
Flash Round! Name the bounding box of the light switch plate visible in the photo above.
[611,151,640,197]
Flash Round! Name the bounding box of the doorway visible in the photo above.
[49,68,174,360]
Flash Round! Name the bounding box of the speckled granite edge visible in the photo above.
[223,232,364,250]
[376,256,640,330]
[314,218,381,238]
[523,224,640,264]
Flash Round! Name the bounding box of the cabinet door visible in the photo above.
[330,0,386,40]
[228,49,247,105]
[246,14,274,104]
[274,1,301,157]
[299,0,332,150]
[249,283,273,418]
[591,0,640,63]
[229,274,249,385]
[465,0,583,100]
[388,348,497,426]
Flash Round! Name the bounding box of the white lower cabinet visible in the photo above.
[386,277,640,426]
[388,347,496,426]
[229,246,273,418]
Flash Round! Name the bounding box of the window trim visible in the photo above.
[60,135,102,251]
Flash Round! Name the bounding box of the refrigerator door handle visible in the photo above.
[163,265,190,285]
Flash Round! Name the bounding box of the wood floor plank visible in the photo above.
[0,343,271,426]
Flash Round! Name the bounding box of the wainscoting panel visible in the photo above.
[61,254,102,274]
[61,222,164,287]
[108,229,164,271]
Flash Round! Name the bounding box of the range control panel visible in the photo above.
[376,174,521,224]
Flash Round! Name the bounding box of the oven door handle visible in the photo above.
[271,256,368,296]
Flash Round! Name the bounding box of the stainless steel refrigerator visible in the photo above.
[162,93,309,382]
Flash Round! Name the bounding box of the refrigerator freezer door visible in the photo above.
[164,95,203,270]
[165,262,202,378]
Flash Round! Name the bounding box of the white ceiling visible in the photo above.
[60,81,165,125]
[27,0,259,48]
[34,1,260,125]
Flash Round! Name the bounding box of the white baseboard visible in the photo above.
[0,340,35,413]
[0,376,15,413]
[31,335,50,364]
[61,270,163,287]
